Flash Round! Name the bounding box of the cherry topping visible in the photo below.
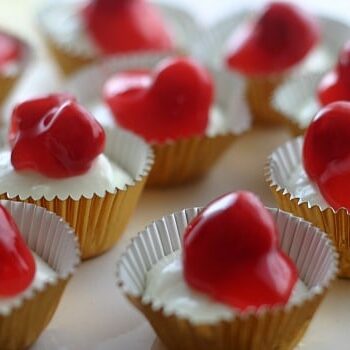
[183,191,297,310]
[10,94,105,178]
[225,2,320,75]
[81,0,173,55]
[0,32,21,68]
[0,204,35,297]
[318,42,350,106]
[103,57,213,143]
[303,102,350,210]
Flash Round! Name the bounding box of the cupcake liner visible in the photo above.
[0,128,154,259]
[246,74,286,126]
[37,1,200,75]
[117,207,337,350]
[67,53,251,187]
[266,137,350,278]
[272,72,323,136]
[0,200,80,350]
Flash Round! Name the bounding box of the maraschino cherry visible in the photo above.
[10,94,105,178]
[303,102,350,210]
[317,42,350,106]
[225,2,320,75]
[0,32,21,68]
[81,0,173,55]
[103,57,213,143]
[0,204,35,297]
[183,191,297,310]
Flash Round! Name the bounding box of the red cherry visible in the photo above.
[10,94,105,178]
[103,57,213,143]
[225,2,320,75]
[81,0,173,55]
[183,191,297,310]
[0,204,35,297]
[0,32,21,68]
[303,102,350,210]
[317,42,350,106]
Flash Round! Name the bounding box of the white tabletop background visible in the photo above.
[1,0,350,349]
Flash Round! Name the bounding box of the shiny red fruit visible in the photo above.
[0,32,21,68]
[225,2,320,75]
[318,42,350,106]
[303,102,350,210]
[10,94,105,178]
[81,0,173,55]
[0,204,35,297]
[183,191,297,310]
[103,57,213,143]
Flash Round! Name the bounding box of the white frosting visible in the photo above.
[285,163,328,209]
[89,102,228,137]
[39,0,98,58]
[143,251,312,324]
[0,252,57,315]
[0,151,133,200]
[298,44,334,74]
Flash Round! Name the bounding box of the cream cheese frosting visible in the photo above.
[143,251,313,324]
[0,252,57,315]
[89,103,229,137]
[39,0,98,58]
[285,163,328,209]
[0,150,133,200]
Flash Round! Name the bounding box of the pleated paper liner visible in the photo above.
[272,72,324,136]
[0,200,80,350]
[117,207,338,350]
[266,137,350,278]
[0,128,154,260]
[37,1,200,76]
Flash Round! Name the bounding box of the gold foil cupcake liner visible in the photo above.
[246,74,286,126]
[37,2,200,75]
[0,128,154,260]
[117,207,338,350]
[266,137,350,278]
[67,53,251,187]
[148,134,235,187]
[0,200,80,350]
[272,72,323,136]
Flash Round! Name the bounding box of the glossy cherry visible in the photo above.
[0,204,35,297]
[303,102,350,210]
[81,0,173,55]
[225,2,320,75]
[318,42,350,106]
[0,32,21,68]
[183,191,297,310]
[10,94,105,178]
[103,57,213,143]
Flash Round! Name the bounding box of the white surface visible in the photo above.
[1,0,350,349]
